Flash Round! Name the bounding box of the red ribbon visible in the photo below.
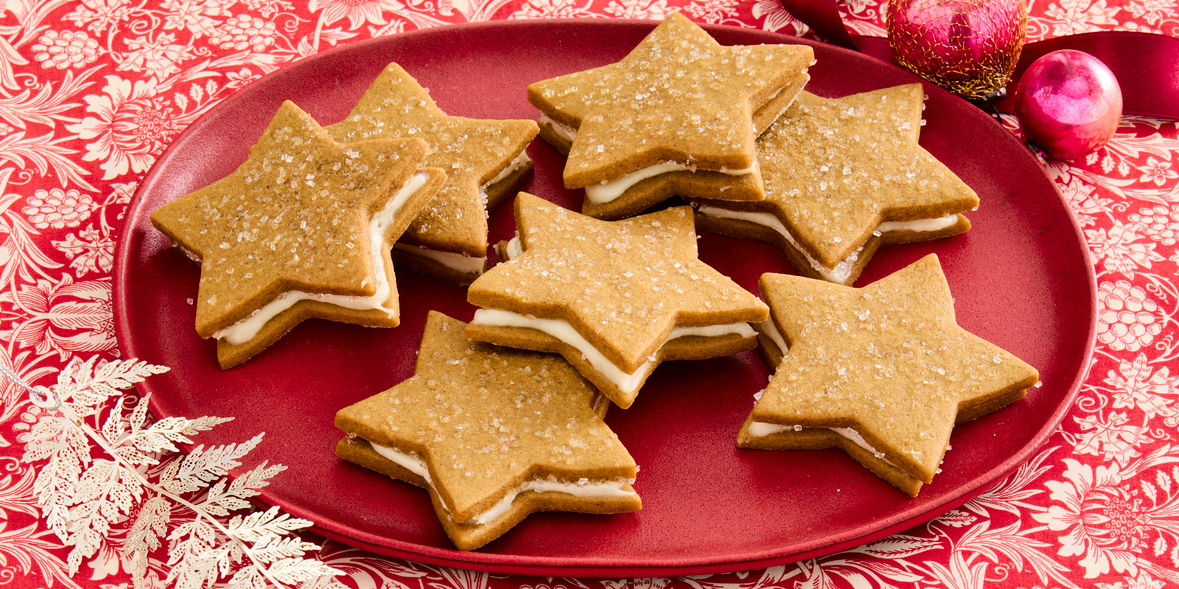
[776,0,1179,119]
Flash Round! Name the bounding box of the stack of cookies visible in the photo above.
[152,13,1039,551]
[152,65,539,369]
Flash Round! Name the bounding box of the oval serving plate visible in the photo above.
[114,19,1096,577]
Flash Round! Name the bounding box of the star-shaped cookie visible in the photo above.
[738,255,1039,496]
[327,63,539,284]
[527,12,813,220]
[693,84,979,285]
[335,311,639,551]
[466,193,769,409]
[151,100,445,368]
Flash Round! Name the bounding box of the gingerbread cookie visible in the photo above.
[151,100,445,368]
[739,255,1039,496]
[335,311,639,551]
[527,12,813,220]
[465,193,768,409]
[328,63,539,284]
[693,84,978,286]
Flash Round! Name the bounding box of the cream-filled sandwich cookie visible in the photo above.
[738,255,1039,496]
[328,63,539,285]
[335,311,639,551]
[527,12,813,220]
[692,84,978,286]
[150,100,445,368]
[466,193,768,409]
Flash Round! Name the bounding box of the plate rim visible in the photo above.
[113,17,1098,576]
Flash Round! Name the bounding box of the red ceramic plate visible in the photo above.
[114,20,1096,577]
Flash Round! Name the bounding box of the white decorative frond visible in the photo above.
[139,415,233,448]
[266,557,343,585]
[167,520,220,566]
[64,358,169,408]
[226,505,312,543]
[20,414,69,463]
[161,434,263,495]
[227,566,269,589]
[123,496,173,583]
[168,551,221,589]
[113,443,154,467]
[93,359,171,391]
[64,527,103,575]
[53,356,96,404]
[44,504,70,539]
[128,391,152,433]
[17,355,338,589]
[29,423,90,535]
[101,403,127,446]
[227,461,287,499]
[207,543,239,579]
[246,534,320,566]
[73,460,120,503]
[201,462,288,517]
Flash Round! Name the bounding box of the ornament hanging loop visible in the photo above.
[0,361,63,411]
[30,386,64,411]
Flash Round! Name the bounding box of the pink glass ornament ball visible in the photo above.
[1014,49,1123,160]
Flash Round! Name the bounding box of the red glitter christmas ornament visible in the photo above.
[1014,50,1123,160]
[887,0,1028,100]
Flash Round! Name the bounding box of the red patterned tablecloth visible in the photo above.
[2,1,1178,588]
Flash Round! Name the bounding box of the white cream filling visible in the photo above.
[392,243,487,275]
[537,115,757,205]
[366,439,635,526]
[756,78,806,132]
[471,476,634,525]
[480,152,532,205]
[538,114,577,144]
[746,422,897,467]
[471,308,755,394]
[877,216,960,232]
[383,153,529,277]
[212,173,429,345]
[695,204,958,283]
[501,235,524,261]
[585,161,757,204]
[757,317,789,362]
[487,152,531,187]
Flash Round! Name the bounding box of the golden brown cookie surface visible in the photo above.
[527,12,812,218]
[328,63,539,278]
[739,255,1039,496]
[334,311,639,551]
[466,193,767,408]
[693,84,978,285]
[150,100,443,367]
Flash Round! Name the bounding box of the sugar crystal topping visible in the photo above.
[751,256,1038,480]
[468,194,767,369]
[529,12,813,187]
[327,64,537,256]
[151,101,427,335]
[752,85,978,267]
[340,312,636,519]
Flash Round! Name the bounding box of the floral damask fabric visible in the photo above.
[1,0,1178,588]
